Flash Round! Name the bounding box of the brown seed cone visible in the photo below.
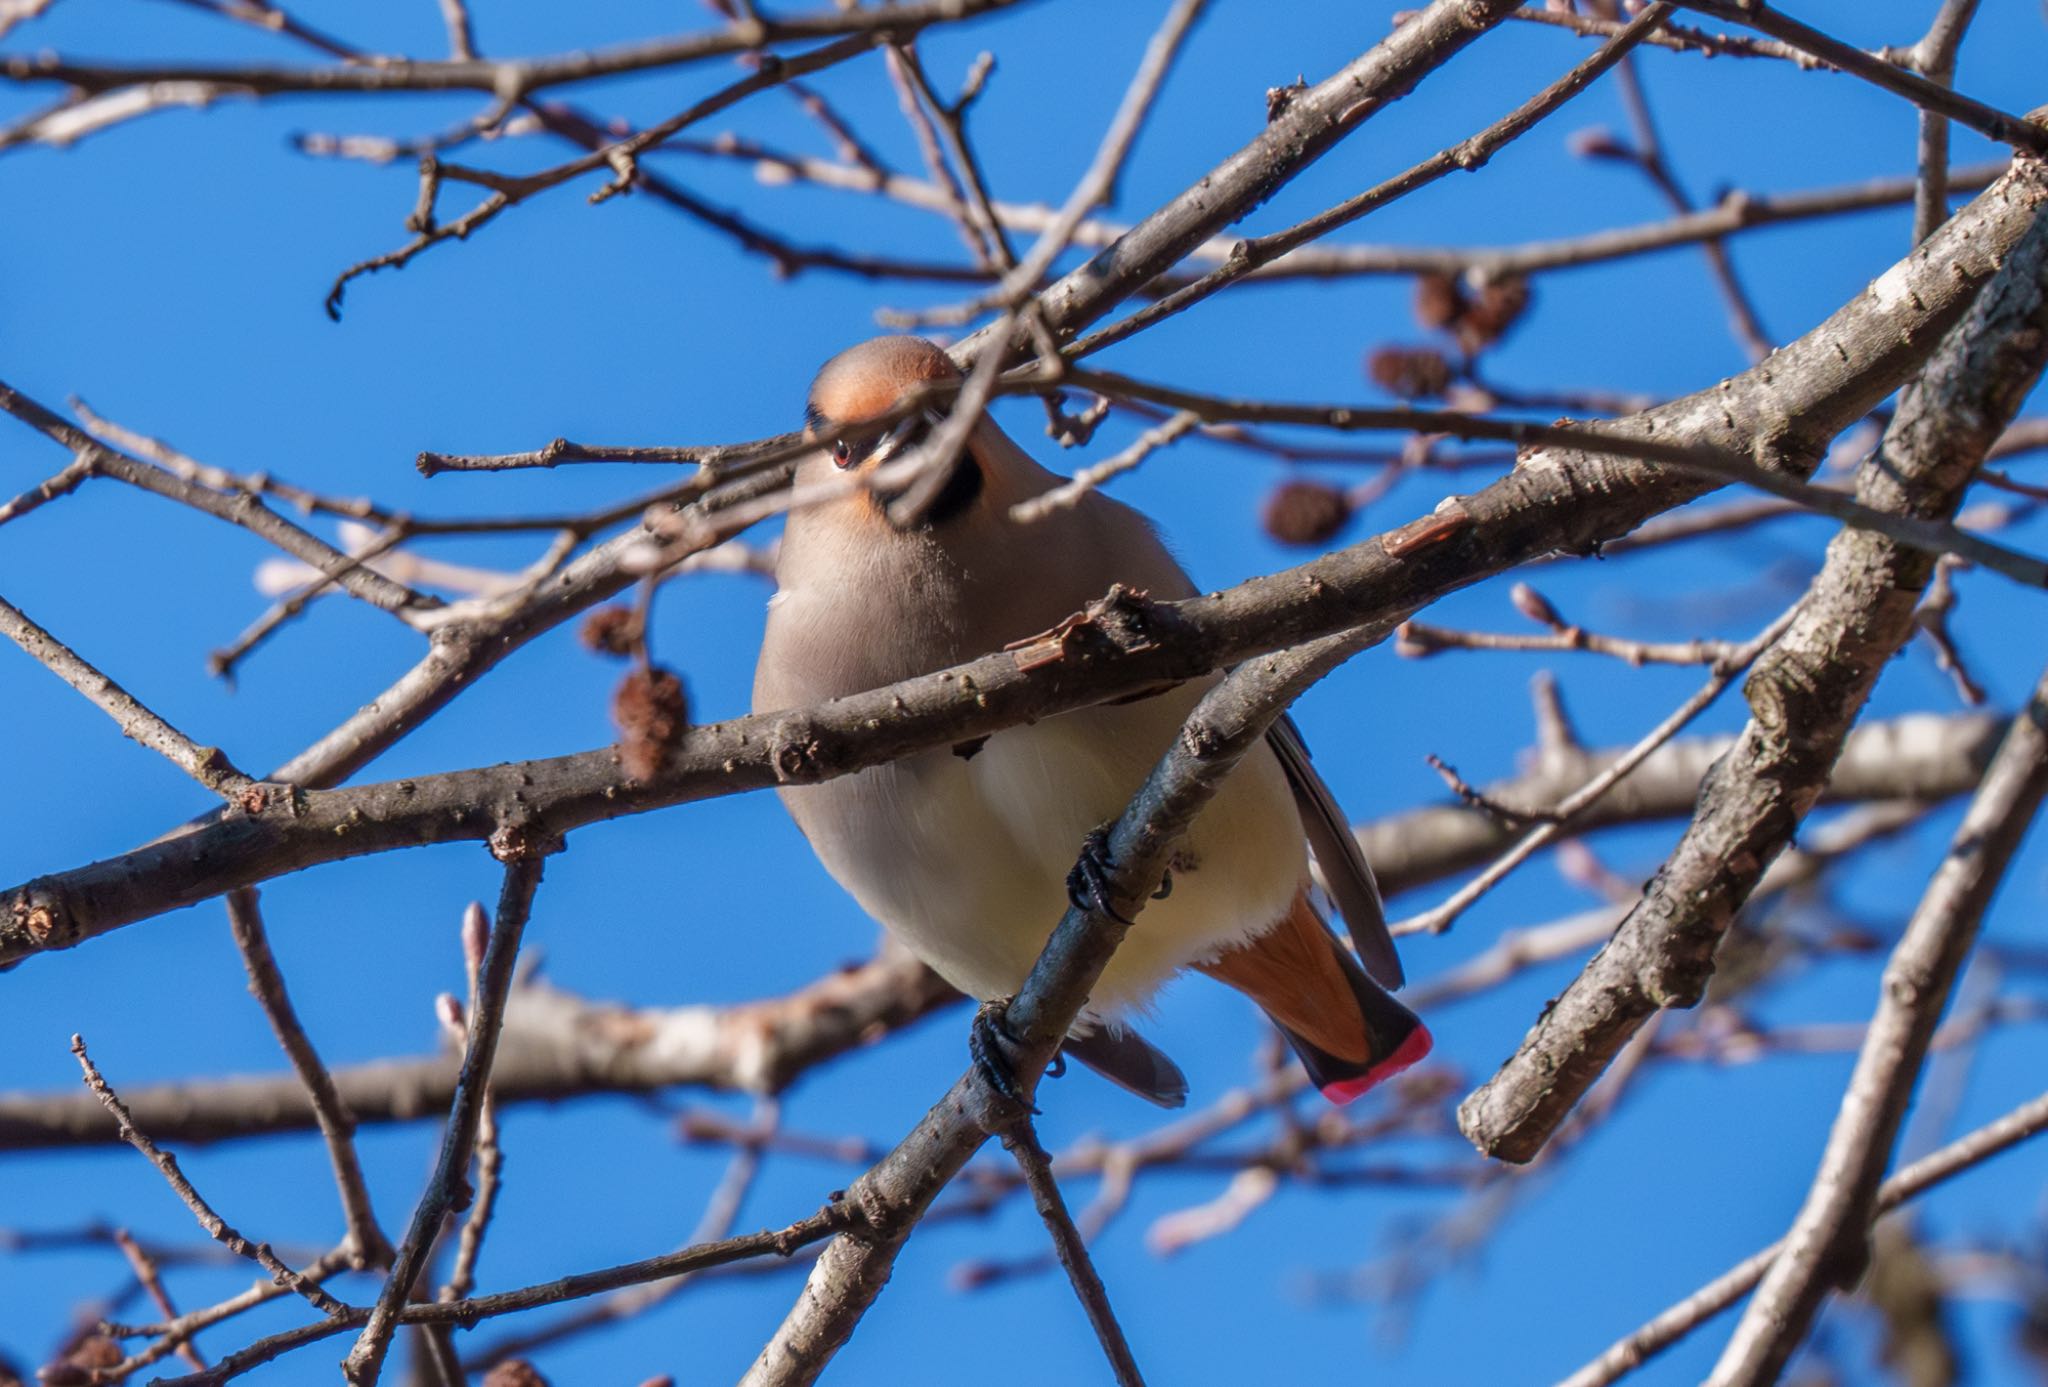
[1261,479,1353,547]
[613,666,689,780]
[1365,345,1452,400]
[580,605,644,659]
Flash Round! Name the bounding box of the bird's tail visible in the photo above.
[1196,892,1431,1104]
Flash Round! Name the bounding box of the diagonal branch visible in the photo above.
[0,380,433,617]
[0,595,256,799]
[740,626,1381,1386]
[69,1036,349,1318]
[903,0,1211,327]
[1558,1086,2048,1387]
[6,153,2046,972]
[1461,165,2048,1163]
[1675,3,2045,156]
[998,1116,1146,1386]
[342,852,548,1386]
[1072,2,1676,361]
[1706,664,2048,1383]
[224,888,391,1269]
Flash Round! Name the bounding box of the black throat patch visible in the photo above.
[918,451,985,527]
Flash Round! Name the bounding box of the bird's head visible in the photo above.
[800,335,1004,528]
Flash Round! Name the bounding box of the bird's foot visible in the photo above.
[969,999,1040,1116]
[1065,825,1136,925]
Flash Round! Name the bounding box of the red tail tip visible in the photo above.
[1317,1024,1433,1105]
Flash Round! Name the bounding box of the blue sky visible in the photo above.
[3,2,2046,1383]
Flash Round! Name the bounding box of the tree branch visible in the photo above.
[741,628,1376,1385]
[1557,1086,2048,1387]
[1707,664,2048,1382]
[342,853,546,1386]
[7,154,2045,971]
[1461,164,2048,1163]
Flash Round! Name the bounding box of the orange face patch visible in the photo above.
[806,336,961,431]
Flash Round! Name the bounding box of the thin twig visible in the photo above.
[112,1227,208,1370]
[882,43,1001,269]
[1557,1086,2048,1387]
[440,903,503,1305]
[1503,4,1819,64]
[0,595,256,798]
[1393,607,1796,936]
[226,888,391,1268]
[150,1205,854,1387]
[462,1098,778,1366]
[899,0,1211,327]
[1898,0,1983,246]
[998,1116,1146,1386]
[1598,42,1773,359]
[1010,410,1201,521]
[0,378,434,616]
[342,854,548,1385]
[97,1246,358,1382]
[436,0,476,60]
[69,1036,349,1317]
[0,0,1024,96]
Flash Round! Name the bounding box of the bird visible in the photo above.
[752,335,1429,1108]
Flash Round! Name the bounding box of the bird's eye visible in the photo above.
[830,439,854,469]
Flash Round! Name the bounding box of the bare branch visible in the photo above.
[1900,0,1984,245]
[1394,607,1797,938]
[0,0,1026,98]
[1008,410,1201,521]
[0,595,256,799]
[0,379,434,616]
[1675,2,2046,156]
[0,709,2003,1151]
[1707,663,2048,1383]
[901,0,1212,327]
[225,888,391,1268]
[1461,175,2048,1163]
[1071,2,1676,360]
[68,1036,348,1317]
[997,1117,1146,1386]
[7,154,2045,970]
[343,854,547,1385]
[1558,1086,2048,1387]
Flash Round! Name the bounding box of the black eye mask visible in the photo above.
[816,408,986,526]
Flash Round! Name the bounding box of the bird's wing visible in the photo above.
[1061,1021,1188,1109]
[1266,714,1404,989]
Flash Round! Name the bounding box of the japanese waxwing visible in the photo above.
[752,335,1430,1107]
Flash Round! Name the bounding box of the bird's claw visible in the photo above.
[969,999,1040,1115]
[1065,826,1136,926]
[1152,869,1173,901]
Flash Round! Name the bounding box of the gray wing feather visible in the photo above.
[1062,1022,1188,1109]
[1267,714,1404,989]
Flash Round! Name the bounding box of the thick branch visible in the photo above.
[0,954,956,1148]
[1461,163,2048,1162]
[0,710,2003,1151]
[741,629,1371,1386]
[1708,666,2048,1382]
[7,156,2046,970]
